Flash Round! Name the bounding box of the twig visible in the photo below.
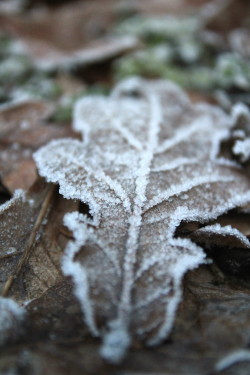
[0,252,20,260]
[2,184,56,297]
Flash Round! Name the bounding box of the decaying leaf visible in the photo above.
[0,2,138,70]
[0,100,75,192]
[34,77,250,363]
[201,0,250,34]
[0,178,78,302]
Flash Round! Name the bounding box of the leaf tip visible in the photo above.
[100,320,131,364]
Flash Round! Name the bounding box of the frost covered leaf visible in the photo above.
[34,77,250,363]
[190,223,250,250]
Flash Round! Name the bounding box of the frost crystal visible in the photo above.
[233,138,250,162]
[231,103,250,162]
[215,350,250,372]
[34,77,250,363]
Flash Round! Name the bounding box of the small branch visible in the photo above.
[2,184,56,297]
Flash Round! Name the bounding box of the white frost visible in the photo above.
[233,138,250,162]
[197,223,250,248]
[215,349,250,372]
[62,212,99,337]
[100,320,131,364]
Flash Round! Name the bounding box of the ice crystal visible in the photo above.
[215,350,250,372]
[231,103,250,163]
[233,139,250,163]
[34,77,250,363]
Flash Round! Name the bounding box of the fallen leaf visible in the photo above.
[1,265,250,375]
[0,100,75,192]
[201,0,250,35]
[0,177,78,302]
[0,2,138,70]
[34,77,250,363]
[190,223,250,249]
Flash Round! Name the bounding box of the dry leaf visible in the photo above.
[2,265,250,375]
[201,0,250,34]
[0,100,75,192]
[34,77,250,363]
[0,2,138,70]
[0,178,78,302]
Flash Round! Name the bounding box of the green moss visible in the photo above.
[114,47,173,79]
[85,84,110,96]
[114,47,215,91]
[50,90,85,123]
[215,53,250,90]
[50,103,73,123]
[116,16,200,44]
[15,74,62,100]
[114,44,250,93]
[0,55,33,85]
[50,84,109,123]
[0,34,13,58]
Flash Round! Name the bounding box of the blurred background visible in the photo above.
[0,0,249,193]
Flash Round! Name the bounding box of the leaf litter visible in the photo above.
[0,99,76,192]
[0,1,138,71]
[1,0,250,373]
[34,77,250,363]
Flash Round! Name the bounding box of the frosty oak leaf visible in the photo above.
[34,77,250,363]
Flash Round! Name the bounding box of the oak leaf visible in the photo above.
[34,77,250,363]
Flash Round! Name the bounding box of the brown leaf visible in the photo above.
[0,177,78,302]
[201,0,250,35]
[0,2,138,70]
[34,77,250,362]
[0,100,75,192]
[1,266,250,375]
